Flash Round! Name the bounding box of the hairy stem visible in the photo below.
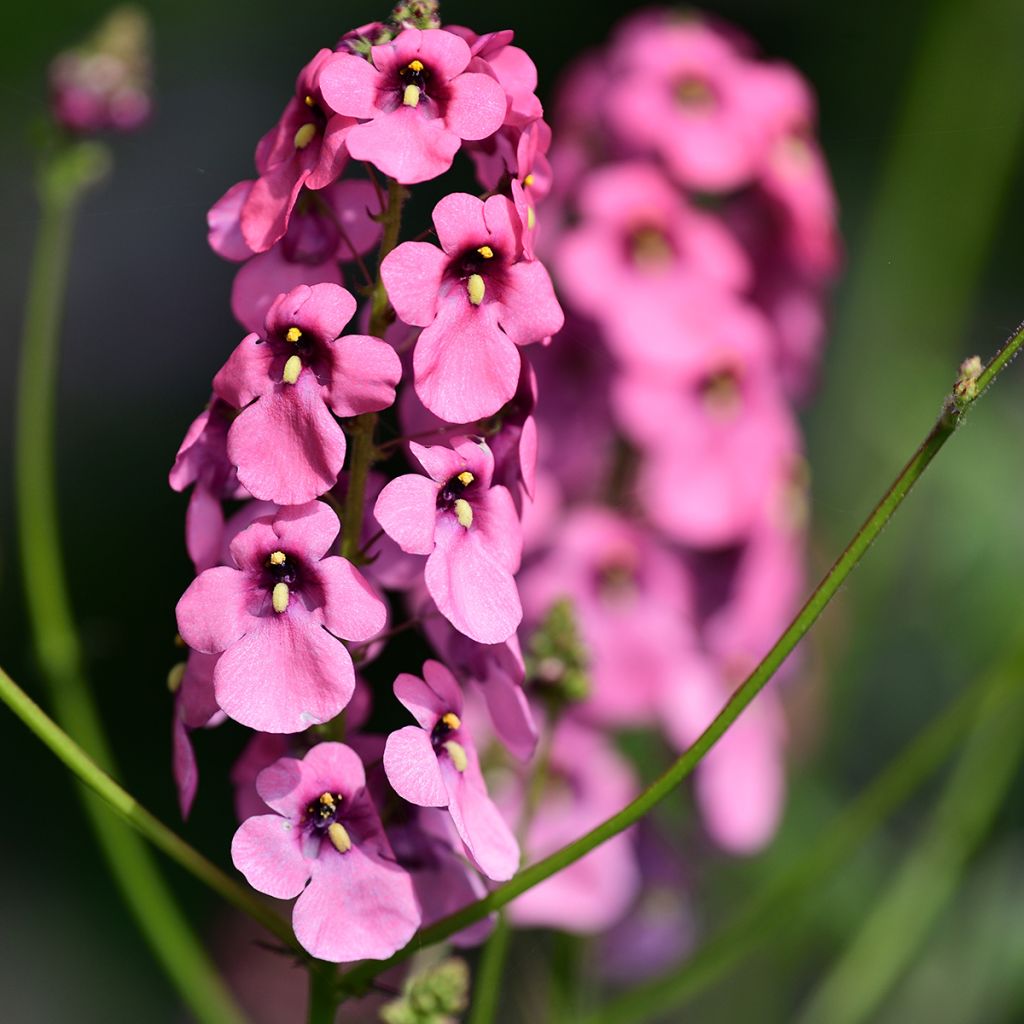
[12,142,256,1024]
[336,319,1024,999]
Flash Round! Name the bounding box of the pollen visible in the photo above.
[454,498,473,528]
[476,245,494,259]
[457,471,474,486]
[443,740,468,773]
[408,59,424,72]
[466,273,485,306]
[282,354,302,384]
[327,822,352,854]
[293,122,317,149]
[319,792,336,810]
[269,550,287,566]
[523,173,535,187]
[285,326,302,343]
[441,711,462,731]
[304,94,315,107]
[403,83,421,107]
[272,582,290,614]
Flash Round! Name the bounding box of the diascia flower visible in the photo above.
[373,437,522,644]
[318,27,506,184]
[383,660,519,881]
[232,742,420,962]
[213,282,401,505]
[381,192,562,423]
[175,501,386,733]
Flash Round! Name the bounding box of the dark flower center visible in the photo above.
[305,791,345,832]
[430,711,462,748]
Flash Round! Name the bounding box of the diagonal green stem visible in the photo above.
[0,661,299,954]
[585,640,1018,1024]
[13,141,253,1024]
[335,319,1024,999]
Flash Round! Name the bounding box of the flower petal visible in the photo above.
[384,726,447,807]
[231,814,309,899]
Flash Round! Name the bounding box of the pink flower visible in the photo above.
[373,437,523,644]
[232,742,420,961]
[213,283,401,505]
[318,28,506,184]
[239,49,354,252]
[171,648,223,818]
[176,501,386,733]
[382,192,563,422]
[383,661,519,881]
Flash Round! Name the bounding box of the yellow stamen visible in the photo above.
[269,550,287,566]
[282,354,302,384]
[441,711,462,731]
[167,662,186,693]
[476,245,494,259]
[443,740,468,773]
[272,582,290,614]
[403,83,421,107]
[285,326,302,343]
[466,273,485,306]
[408,59,424,72]
[327,822,352,853]
[304,94,315,107]
[527,206,536,231]
[523,173,535,187]
[319,792,336,809]
[173,632,186,648]
[454,498,473,528]
[457,471,474,487]
[293,122,317,149]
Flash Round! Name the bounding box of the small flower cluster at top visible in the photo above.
[48,6,152,135]
[169,2,561,964]
[488,8,841,961]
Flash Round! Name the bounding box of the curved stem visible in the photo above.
[586,643,1015,1024]
[335,319,1024,999]
[0,662,300,954]
[12,142,255,1024]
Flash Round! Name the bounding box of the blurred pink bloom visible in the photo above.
[384,660,519,880]
[232,742,420,961]
[319,28,506,183]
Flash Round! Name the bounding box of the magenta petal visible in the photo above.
[384,726,447,807]
[208,180,254,262]
[242,162,310,253]
[268,501,341,562]
[374,474,439,555]
[176,566,252,653]
[319,556,387,642]
[214,614,355,733]
[381,242,447,327]
[445,72,507,141]
[422,659,464,710]
[432,192,488,255]
[185,485,226,573]
[345,109,460,185]
[232,251,341,335]
[444,762,520,881]
[498,261,564,345]
[231,814,309,899]
[213,333,273,408]
[325,334,402,417]
[478,673,538,762]
[426,523,522,644]
[293,843,420,962]
[227,375,346,504]
[413,301,521,423]
[172,710,198,819]
[318,52,381,119]
[394,670,448,729]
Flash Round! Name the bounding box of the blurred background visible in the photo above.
[2,0,1024,1020]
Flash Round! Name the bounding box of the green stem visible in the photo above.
[336,319,1024,1000]
[12,142,255,1024]
[585,645,1012,1024]
[308,962,338,1024]
[0,662,300,954]
[340,176,406,562]
[796,656,1024,1024]
[467,914,511,1024]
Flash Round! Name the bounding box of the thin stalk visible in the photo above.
[467,914,511,1024]
[308,962,339,1024]
[0,662,300,953]
[796,657,1024,1024]
[340,176,406,561]
[586,645,1013,1024]
[336,319,1024,999]
[13,142,252,1024]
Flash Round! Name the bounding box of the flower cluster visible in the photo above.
[492,7,840,950]
[169,2,560,964]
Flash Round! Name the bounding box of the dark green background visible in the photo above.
[2,1,1023,1020]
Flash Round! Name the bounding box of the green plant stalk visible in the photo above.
[335,319,1024,999]
[13,142,251,1024]
[467,914,511,1024]
[308,962,339,1024]
[0,663,299,952]
[796,658,1024,1024]
[341,175,406,562]
[586,646,1011,1024]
